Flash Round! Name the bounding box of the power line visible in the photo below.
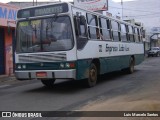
[124,14,160,18]
[124,13,160,17]
[124,16,160,18]
[109,5,160,14]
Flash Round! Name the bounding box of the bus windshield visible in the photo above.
[16,16,73,53]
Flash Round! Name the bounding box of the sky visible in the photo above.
[0,0,135,4]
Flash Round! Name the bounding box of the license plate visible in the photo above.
[36,72,47,78]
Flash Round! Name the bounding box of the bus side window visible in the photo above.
[128,26,135,42]
[87,13,98,39]
[99,17,111,40]
[140,28,144,42]
[74,15,87,37]
[74,15,88,50]
[137,28,141,42]
[134,27,140,42]
[126,25,129,41]
[111,20,120,41]
[74,16,79,36]
[79,16,88,37]
[120,24,127,42]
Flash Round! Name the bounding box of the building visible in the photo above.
[73,0,122,18]
[0,3,19,75]
[123,0,160,49]
[7,1,55,8]
[106,0,122,19]
[123,0,160,31]
[8,0,122,18]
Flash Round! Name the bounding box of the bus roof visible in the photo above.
[17,2,141,28]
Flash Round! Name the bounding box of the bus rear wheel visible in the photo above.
[86,63,97,87]
[41,79,55,87]
[127,57,135,74]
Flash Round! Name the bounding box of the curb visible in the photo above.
[0,74,17,83]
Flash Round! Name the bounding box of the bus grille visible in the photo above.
[18,53,66,63]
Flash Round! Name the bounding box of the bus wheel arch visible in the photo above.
[86,59,100,87]
[92,59,100,75]
[128,56,135,74]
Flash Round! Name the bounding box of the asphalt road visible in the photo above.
[0,57,160,120]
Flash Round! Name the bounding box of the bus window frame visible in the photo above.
[120,23,128,42]
[99,17,111,41]
[74,14,88,50]
[86,13,99,40]
[128,25,135,42]
[134,27,141,43]
[111,20,121,42]
[74,15,88,38]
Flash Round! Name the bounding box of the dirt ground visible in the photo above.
[77,60,160,120]
[78,88,160,120]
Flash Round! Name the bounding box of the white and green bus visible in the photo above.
[15,2,144,87]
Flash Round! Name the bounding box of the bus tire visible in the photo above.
[41,79,55,87]
[127,57,135,74]
[156,52,159,57]
[86,63,97,87]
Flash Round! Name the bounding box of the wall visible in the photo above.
[4,27,14,75]
[0,2,18,75]
[8,2,54,8]
[0,3,18,27]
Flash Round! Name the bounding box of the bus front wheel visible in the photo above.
[41,79,55,87]
[86,63,97,87]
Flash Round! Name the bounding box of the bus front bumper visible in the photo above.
[15,69,76,80]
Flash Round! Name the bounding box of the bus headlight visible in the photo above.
[65,63,70,68]
[17,65,22,69]
[60,63,64,68]
[22,65,26,69]
[60,62,75,69]
[66,63,75,68]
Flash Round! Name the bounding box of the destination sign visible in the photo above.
[17,3,68,18]
[35,6,63,16]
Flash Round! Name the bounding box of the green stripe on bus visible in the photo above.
[76,54,144,80]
